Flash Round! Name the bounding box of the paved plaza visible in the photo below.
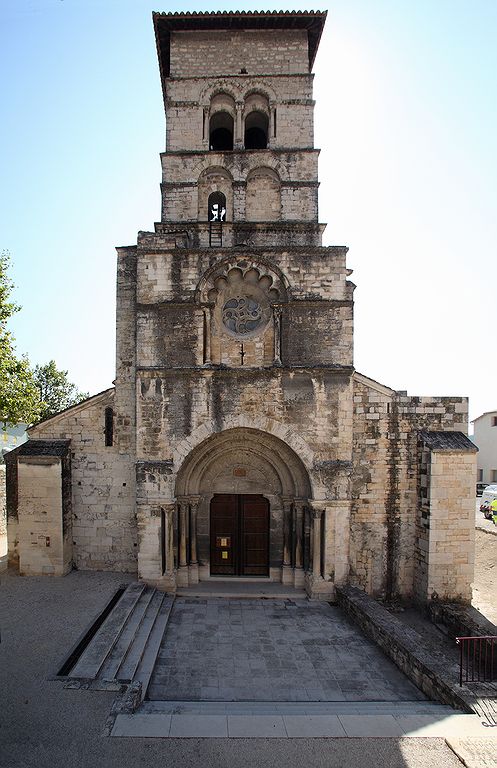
[148,597,425,702]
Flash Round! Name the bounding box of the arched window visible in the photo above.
[208,191,227,223]
[209,111,234,151]
[244,111,269,150]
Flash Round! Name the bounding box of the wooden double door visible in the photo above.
[210,494,269,577]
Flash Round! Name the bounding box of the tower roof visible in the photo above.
[153,9,327,83]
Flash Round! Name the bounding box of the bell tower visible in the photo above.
[153,9,326,251]
[115,10,354,597]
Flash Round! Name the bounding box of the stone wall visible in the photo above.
[415,440,476,603]
[29,391,137,573]
[170,29,309,78]
[350,373,472,602]
[161,152,319,223]
[16,454,71,576]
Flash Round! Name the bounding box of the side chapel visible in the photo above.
[6,11,477,603]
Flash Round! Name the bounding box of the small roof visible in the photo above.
[419,431,478,452]
[153,10,327,85]
[471,410,497,423]
[4,439,71,460]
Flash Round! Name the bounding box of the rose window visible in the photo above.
[222,296,263,335]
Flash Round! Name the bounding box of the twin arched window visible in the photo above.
[208,91,270,152]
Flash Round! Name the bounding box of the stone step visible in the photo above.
[110,711,488,739]
[70,582,146,680]
[139,699,456,717]
[133,595,174,701]
[117,591,168,682]
[99,587,156,681]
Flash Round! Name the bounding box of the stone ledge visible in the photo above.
[335,584,472,713]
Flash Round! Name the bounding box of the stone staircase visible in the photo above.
[67,583,173,693]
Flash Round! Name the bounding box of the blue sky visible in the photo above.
[1,1,496,423]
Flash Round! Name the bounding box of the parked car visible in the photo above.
[480,484,497,518]
[476,481,489,497]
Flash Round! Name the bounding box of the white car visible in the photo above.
[480,484,497,518]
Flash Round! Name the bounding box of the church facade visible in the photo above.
[6,11,476,604]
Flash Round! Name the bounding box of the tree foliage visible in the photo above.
[33,360,89,422]
[0,251,41,425]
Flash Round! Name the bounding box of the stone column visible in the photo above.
[188,495,201,584]
[162,503,175,574]
[177,498,189,587]
[311,508,323,580]
[293,500,305,587]
[157,502,176,592]
[281,498,293,584]
[203,107,209,149]
[202,306,212,365]
[235,101,243,148]
[304,504,334,600]
[273,306,282,366]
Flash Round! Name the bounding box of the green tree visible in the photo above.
[0,251,41,425]
[34,360,89,421]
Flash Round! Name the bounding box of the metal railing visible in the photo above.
[456,635,497,686]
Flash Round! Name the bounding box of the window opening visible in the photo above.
[244,111,269,149]
[492,469,497,483]
[492,416,497,426]
[208,192,226,247]
[104,407,114,447]
[209,111,234,151]
[273,108,277,137]
[208,191,227,223]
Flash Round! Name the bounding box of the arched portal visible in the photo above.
[174,428,311,586]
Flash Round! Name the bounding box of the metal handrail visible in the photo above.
[456,635,497,686]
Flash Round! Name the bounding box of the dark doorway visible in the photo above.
[210,494,269,577]
[244,111,269,149]
[209,111,234,151]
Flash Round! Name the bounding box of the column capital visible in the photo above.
[293,498,307,513]
[186,495,202,509]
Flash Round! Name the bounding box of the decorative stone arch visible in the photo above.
[197,166,234,222]
[175,428,311,498]
[241,82,277,104]
[243,92,270,150]
[194,254,290,305]
[174,427,314,587]
[242,154,289,182]
[208,93,235,151]
[245,166,281,221]
[199,80,241,109]
[174,422,314,480]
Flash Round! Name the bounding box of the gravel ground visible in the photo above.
[0,568,466,768]
[472,528,497,624]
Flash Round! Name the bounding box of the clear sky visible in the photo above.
[1,0,496,424]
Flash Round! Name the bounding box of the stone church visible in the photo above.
[6,10,476,604]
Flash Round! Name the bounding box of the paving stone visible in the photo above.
[337,714,405,737]
[111,714,171,738]
[283,715,347,737]
[147,597,426,703]
[169,714,228,737]
[227,715,287,737]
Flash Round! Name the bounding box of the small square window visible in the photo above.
[492,416,497,427]
[492,469,497,483]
